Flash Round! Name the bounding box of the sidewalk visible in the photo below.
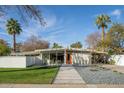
[1,84,124,88]
[53,65,85,84]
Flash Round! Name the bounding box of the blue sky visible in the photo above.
[0,5,124,48]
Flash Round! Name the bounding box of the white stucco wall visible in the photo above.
[0,56,38,68]
[110,55,124,66]
[26,56,35,66]
[0,56,27,68]
[72,53,92,65]
[35,55,43,65]
[26,56,43,66]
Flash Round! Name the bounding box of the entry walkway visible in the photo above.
[53,65,85,84]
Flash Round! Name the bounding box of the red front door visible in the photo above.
[66,53,72,64]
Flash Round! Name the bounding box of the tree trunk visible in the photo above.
[102,26,105,41]
[102,26,105,52]
[13,34,16,52]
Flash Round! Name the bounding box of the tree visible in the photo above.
[6,18,22,52]
[0,6,46,26]
[21,35,49,52]
[0,39,8,46]
[52,43,63,48]
[0,39,11,56]
[70,42,82,48]
[96,14,111,41]
[85,31,101,49]
[105,23,124,54]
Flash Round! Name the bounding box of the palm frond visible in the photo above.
[96,14,111,29]
[6,18,22,35]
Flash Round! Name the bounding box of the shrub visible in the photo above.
[0,45,11,56]
[107,59,116,65]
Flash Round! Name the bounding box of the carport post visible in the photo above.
[89,53,92,65]
[49,52,50,65]
[40,53,43,64]
[64,49,66,64]
[56,51,57,65]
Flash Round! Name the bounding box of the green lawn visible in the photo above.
[0,66,59,84]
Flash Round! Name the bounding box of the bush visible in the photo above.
[0,45,11,56]
[107,59,116,65]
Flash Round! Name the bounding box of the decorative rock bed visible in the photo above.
[75,66,124,84]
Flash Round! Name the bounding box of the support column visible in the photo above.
[49,52,50,65]
[89,53,92,65]
[64,49,66,64]
[40,53,42,65]
[56,52,57,65]
[70,53,72,64]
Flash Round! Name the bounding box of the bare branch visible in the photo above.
[0,5,46,26]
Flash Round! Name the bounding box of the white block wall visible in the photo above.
[0,56,36,68]
[0,56,27,68]
[72,53,91,65]
[35,55,43,65]
[26,56,36,66]
[110,55,124,66]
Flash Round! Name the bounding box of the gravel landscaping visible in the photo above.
[75,66,124,84]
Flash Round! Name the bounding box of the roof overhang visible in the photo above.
[10,48,108,56]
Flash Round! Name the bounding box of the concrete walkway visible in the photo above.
[53,65,85,84]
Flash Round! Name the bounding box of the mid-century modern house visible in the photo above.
[36,48,93,65]
[1,48,124,68]
[0,48,107,68]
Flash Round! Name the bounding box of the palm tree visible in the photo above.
[6,18,22,52]
[96,14,111,41]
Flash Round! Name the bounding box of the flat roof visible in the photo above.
[10,48,107,56]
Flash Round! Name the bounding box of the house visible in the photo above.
[0,48,107,68]
[37,48,92,65]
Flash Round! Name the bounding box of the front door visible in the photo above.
[66,53,72,64]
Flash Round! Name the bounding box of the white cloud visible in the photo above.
[0,32,9,36]
[50,30,64,35]
[111,9,122,19]
[0,15,8,30]
[43,27,65,42]
[44,14,57,28]
[0,10,66,47]
[17,15,62,44]
[18,18,45,40]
